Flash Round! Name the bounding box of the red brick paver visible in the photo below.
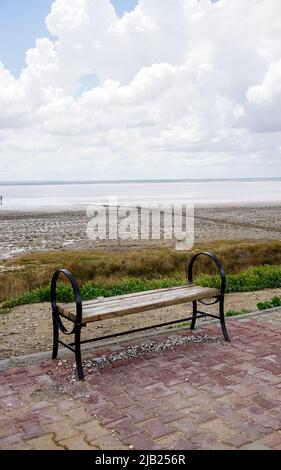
[1,311,281,450]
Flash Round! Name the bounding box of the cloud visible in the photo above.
[247,60,281,105]
[0,0,281,180]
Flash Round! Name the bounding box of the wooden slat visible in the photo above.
[61,285,194,312]
[64,286,204,314]
[59,286,220,324]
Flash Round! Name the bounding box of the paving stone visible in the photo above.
[56,399,76,412]
[1,366,29,377]
[2,442,34,450]
[94,405,126,425]
[159,393,193,411]
[0,432,23,449]
[32,401,52,411]
[26,434,62,450]
[106,418,139,440]
[18,418,47,439]
[251,394,278,410]
[199,383,227,398]
[200,418,237,441]
[0,420,18,439]
[78,421,110,441]
[125,405,156,423]
[123,430,157,450]
[239,441,271,450]
[88,434,128,450]
[95,384,123,398]
[162,437,196,450]
[38,407,65,424]
[173,417,200,436]
[58,435,99,450]
[226,383,257,397]
[190,431,227,449]
[154,406,186,424]
[223,427,267,447]
[170,382,198,396]
[181,407,217,425]
[1,314,281,450]
[143,382,177,397]
[65,407,90,425]
[13,409,35,423]
[33,374,54,386]
[83,394,108,411]
[136,393,161,409]
[140,418,176,439]
[110,394,135,409]
[1,394,21,409]
[44,417,80,441]
[9,373,31,387]
[26,365,45,377]
[0,385,14,398]
[264,431,281,448]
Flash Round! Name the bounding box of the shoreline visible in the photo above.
[1,200,281,215]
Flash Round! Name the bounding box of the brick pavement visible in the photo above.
[1,310,281,450]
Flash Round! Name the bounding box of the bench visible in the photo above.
[50,252,230,380]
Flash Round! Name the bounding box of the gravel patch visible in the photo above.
[57,334,224,382]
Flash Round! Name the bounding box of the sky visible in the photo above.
[0,0,138,76]
[0,0,280,181]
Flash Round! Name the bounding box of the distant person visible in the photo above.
[0,195,2,206]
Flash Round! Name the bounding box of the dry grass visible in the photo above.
[1,239,281,302]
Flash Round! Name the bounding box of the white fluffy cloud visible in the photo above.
[247,61,281,105]
[0,0,281,180]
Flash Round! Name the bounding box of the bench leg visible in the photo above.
[190,301,197,330]
[74,325,85,381]
[219,296,230,342]
[52,311,59,359]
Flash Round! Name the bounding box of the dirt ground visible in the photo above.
[1,287,281,360]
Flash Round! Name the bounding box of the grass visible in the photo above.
[1,277,184,310]
[226,308,251,317]
[226,296,281,316]
[257,296,281,310]
[1,264,281,313]
[1,240,281,302]
[1,240,281,314]
[198,264,281,292]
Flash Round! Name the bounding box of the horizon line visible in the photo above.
[0,177,281,186]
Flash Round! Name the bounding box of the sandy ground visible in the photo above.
[0,205,281,259]
[1,287,281,359]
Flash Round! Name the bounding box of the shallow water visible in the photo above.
[0,179,280,210]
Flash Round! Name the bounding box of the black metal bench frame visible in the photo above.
[51,252,230,380]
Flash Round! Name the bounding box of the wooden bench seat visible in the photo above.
[59,285,220,323]
[50,252,230,380]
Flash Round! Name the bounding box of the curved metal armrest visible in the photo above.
[188,252,226,296]
[51,269,82,325]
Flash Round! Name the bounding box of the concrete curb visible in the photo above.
[0,306,280,372]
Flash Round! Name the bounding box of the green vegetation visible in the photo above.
[257,296,281,310]
[1,277,184,310]
[226,308,250,317]
[1,263,281,314]
[1,240,281,314]
[1,240,281,303]
[198,265,281,292]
